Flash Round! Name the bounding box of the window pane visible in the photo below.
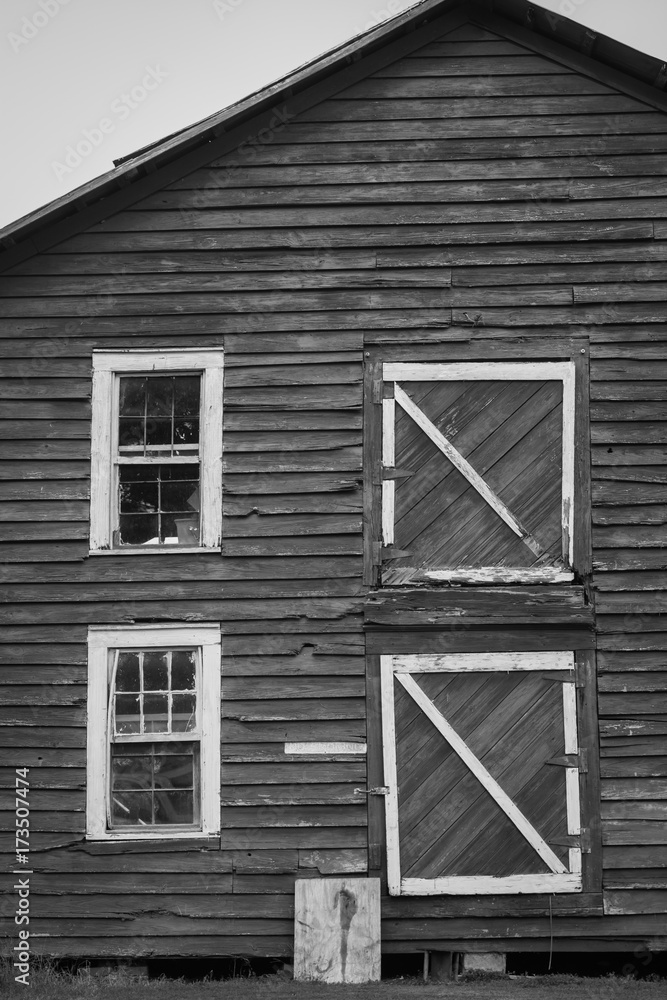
[144,693,169,733]
[146,378,173,417]
[145,418,173,452]
[119,478,159,513]
[162,480,199,512]
[111,790,153,826]
[157,752,196,788]
[119,513,160,546]
[118,465,200,546]
[174,376,200,416]
[118,418,144,450]
[112,751,153,789]
[154,790,194,825]
[116,652,140,692]
[172,650,196,690]
[110,743,198,828]
[119,377,146,416]
[172,693,197,733]
[143,651,169,691]
[115,694,140,735]
[174,418,199,449]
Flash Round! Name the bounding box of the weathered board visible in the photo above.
[293,878,381,982]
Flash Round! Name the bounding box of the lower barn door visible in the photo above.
[381,653,583,896]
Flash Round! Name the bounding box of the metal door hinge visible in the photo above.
[550,828,591,853]
[546,749,588,773]
[382,466,414,481]
[382,546,411,560]
[373,466,414,485]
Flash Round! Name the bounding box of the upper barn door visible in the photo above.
[381,653,584,896]
[380,362,576,586]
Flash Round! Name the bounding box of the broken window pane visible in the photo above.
[115,694,140,735]
[172,693,197,733]
[112,649,199,736]
[171,650,196,690]
[118,374,200,457]
[118,464,200,546]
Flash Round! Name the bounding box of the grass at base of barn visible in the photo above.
[1,963,666,1000]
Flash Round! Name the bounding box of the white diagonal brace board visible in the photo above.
[396,672,568,876]
[393,384,541,554]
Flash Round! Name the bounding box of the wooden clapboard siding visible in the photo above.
[2,11,667,958]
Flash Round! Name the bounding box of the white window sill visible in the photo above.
[86,830,216,842]
[88,547,221,557]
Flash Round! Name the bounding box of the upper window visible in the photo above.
[86,625,221,840]
[369,357,589,587]
[90,351,223,552]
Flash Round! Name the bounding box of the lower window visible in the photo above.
[87,625,221,840]
[381,652,585,895]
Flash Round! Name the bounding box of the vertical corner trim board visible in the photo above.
[294,878,381,984]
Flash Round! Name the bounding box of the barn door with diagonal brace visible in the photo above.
[379,362,577,586]
[381,653,585,895]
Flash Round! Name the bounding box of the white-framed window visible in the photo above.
[86,625,221,840]
[90,350,223,552]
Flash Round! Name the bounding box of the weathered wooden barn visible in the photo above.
[1,0,667,969]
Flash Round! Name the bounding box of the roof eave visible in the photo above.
[0,0,453,253]
[2,0,667,269]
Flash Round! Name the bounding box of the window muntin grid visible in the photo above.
[118,464,200,547]
[118,375,200,458]
[108,647,201,831]
[112,648,198,737]
[110,742,200,828]
[115,374,201,547]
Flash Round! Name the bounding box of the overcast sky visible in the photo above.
[1,0,665,231]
